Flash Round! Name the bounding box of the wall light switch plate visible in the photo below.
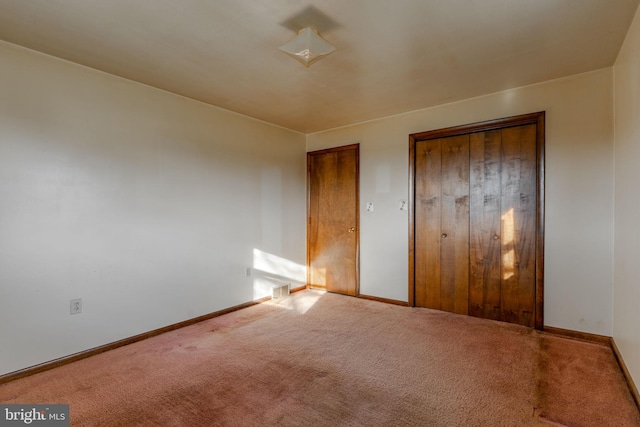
[399,200,408,211]
[366,202,374,212]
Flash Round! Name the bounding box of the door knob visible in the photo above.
[493,234,500,240]
[348,227,356,233]
[441,233,448,238]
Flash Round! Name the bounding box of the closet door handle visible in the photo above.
[348,227,356,233]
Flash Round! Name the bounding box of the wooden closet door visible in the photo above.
[469,130,503,321]
[441,135,470,314]
[414,139,442,308]
[468,124,537,327]
[500,124,537,327]
[415,135,469,313]
[411,112,544,329]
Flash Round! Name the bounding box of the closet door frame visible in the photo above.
[408,112,545,329]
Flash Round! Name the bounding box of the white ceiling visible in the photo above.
[0,0,637,133]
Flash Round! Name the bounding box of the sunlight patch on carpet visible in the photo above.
[268,289,324,314]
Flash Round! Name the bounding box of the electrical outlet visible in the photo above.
[399,200,408,211]
[245,267,252,277]
[70,298,82,315]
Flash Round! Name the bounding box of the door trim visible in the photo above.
[307,144,360,295]
[408,112,545,329]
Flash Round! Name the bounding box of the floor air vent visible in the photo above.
[271,284,290,299]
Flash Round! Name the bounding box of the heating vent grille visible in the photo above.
[271,284,290,299]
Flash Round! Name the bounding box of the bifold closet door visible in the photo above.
[469,130,502,321]
[414,122,538,328]
[469,125,537,327]
[415,135,469,314]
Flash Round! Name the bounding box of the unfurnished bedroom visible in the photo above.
[1,1,640,426]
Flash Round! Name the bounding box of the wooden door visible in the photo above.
[415,135,470,314]
[307,145,359,296]
[410,112,544,329]
[468,130,503,321]
[468,125,537,327]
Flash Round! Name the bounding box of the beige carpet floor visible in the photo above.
[1,290,638,426]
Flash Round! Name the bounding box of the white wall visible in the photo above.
[307,69,615,335]
[614,5,640,391]
[0,41,306,376]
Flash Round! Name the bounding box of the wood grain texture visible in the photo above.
[307,145,359,296]
[500,124,537,327]
[409,112,545,329]
[469,130,502,321]
[440,135,470,315]
[415,139,442,308]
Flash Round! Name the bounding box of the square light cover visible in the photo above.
[279,27,336,67]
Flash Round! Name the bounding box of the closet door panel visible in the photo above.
[469,130,502,320]
[411,112,543,328]
[501,124,537,327]
[415,139,442,309]
[440,135,470,315]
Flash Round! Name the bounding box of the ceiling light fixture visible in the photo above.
[279,27,336,67]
